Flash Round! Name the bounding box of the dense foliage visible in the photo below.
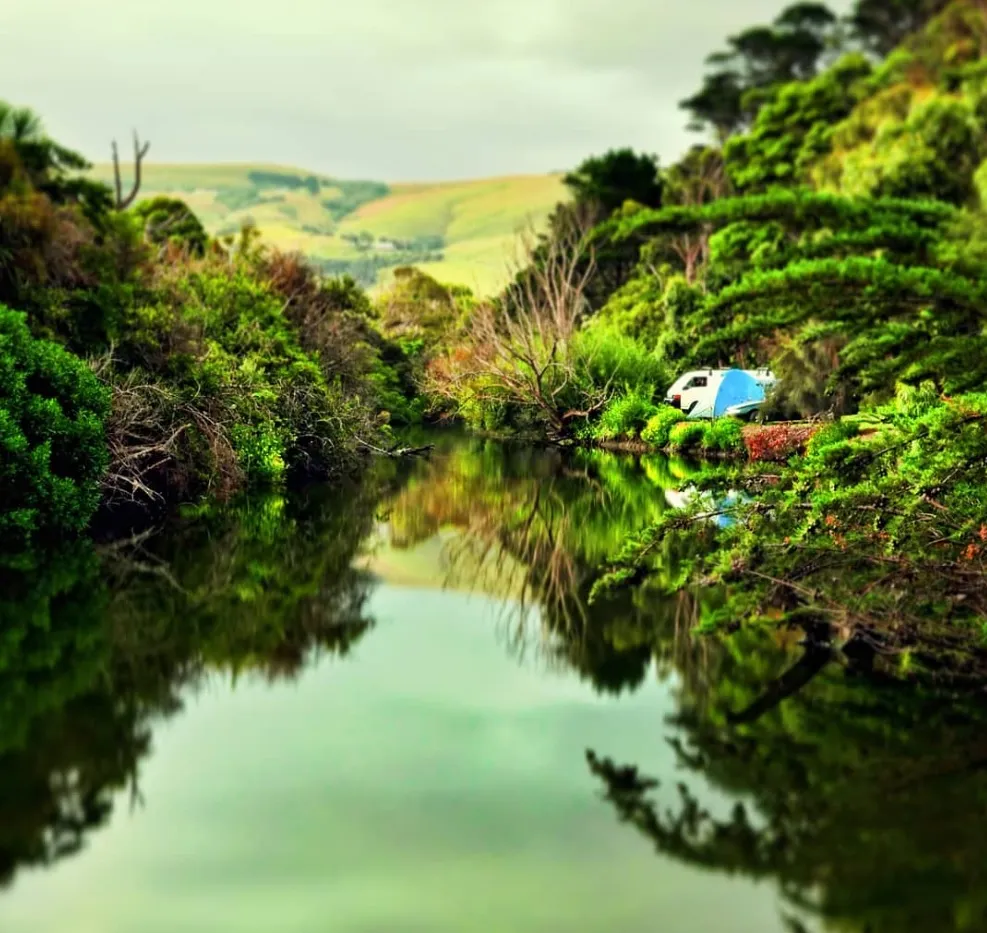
[414,0,987,670]
[596,384,987,677]
[0,473,389,887]
[7,4,987,923]
[0,100,425,538]
[6,0,987,679]
[0,306,109,550]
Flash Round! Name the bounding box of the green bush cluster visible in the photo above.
[668,421,708,450]
[0,305,109,548]
[638,411,745,454]
[132,197,208,256]
[593,390,659,441]
[0,100,426,531]
[640,408,685,448]
[574,324,669,393]
[701,418,745,452]
[114,260,397,490]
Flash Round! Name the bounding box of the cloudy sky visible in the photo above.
[3,0,851,181]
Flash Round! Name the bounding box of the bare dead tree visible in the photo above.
[428,214,611,440]
[111,130,150,210]
[664,147,730,286]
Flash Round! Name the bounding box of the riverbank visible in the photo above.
[0,114,424,555]
[593,387,987,685]
[593,420,821,461]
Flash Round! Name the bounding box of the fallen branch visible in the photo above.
[357,438,434,458]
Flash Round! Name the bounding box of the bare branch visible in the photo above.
[111,130,151,210]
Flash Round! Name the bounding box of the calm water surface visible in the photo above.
[1,434,986,932]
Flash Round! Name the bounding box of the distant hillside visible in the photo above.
[88,162,567,294]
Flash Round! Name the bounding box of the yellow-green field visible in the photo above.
[89,162,566,294]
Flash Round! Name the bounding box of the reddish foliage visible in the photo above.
[0,191,99,297]
[742,424,819,462]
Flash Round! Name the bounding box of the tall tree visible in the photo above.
[681,3,840,139]
[846,0,951,56]
[0,101,113,218]
[562,148,663,220]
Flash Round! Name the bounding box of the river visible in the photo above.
[1,432,985,933]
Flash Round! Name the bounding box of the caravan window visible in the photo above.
[685,376,708,389]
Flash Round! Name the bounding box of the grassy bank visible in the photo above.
[592,421,820,460]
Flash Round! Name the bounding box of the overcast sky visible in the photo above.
[3,0,851,181]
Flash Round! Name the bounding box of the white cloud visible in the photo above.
[1,0,853,179]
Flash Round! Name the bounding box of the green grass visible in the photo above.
[88,162,566,294]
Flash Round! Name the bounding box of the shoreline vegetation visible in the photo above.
[467,421,822,461]
[0,110,437,552]
[4,0,987,680]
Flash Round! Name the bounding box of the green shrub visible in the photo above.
[641,407,685,448]
[594,390,659,440]
[668,421,707,450]
[575,324,668,392]
[133,197,208,256]
[701,418,745,452]
[804,417,861,457]
[230,423,287,485]
[107,265,375,501]
[0,305,109,548]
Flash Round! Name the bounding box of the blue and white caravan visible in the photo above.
[664,368,776,421]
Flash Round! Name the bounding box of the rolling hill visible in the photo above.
[88,162,567,295]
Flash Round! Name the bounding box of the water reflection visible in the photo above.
[368,433,715,694]
[1,434,986,932]
[361,434,987,933]
[588,644,987,933]
[0,475,390,890]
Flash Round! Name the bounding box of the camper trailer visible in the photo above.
[664,368,776,421]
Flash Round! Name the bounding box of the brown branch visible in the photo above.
[111,130,151,210]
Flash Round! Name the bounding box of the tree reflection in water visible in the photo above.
[3,434,987,933]
[0,474,391,889]
[378,433,713,693]
[382,435,987,933]
[587,633,987,933]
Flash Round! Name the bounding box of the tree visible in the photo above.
[562,148,663,219]
[0,103,86,190]
[846,0,951,56]
[376,266,472,349]
[775,1,841,36]
[761,330,850,418]
[680,71,748,140]
[595,383,987,674]
[522,150,656,316]
[426,219,604,439]
[110,131,150,210]
[659,146,731,283]
[587,652,987,933]
[823,94,986,205]
[0,101,113,218]
[681,3,840,138]
[132,197,207,256]
[722,53,872,193]
[603,191,986,405]
[514,151,663,323]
